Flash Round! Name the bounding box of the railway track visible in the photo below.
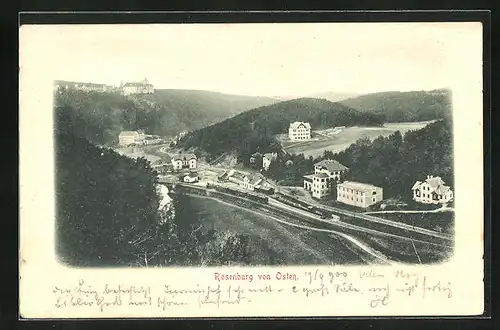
[176,183,453,248]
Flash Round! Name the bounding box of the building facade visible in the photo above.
[122,78,155,95]
[337,181,383,208]
[288,122,311,141]
[118,131,145,147]
[171,154,197,171]
[303,159,348,198]
[412,175,453,204]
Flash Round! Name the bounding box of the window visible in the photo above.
[372,197,376,202]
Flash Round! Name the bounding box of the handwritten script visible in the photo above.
[52,269,453,313]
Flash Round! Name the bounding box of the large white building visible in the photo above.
[288,122,311,141]
[337,181,383,208]
[122,78,154,95]
[118,131,145,147]
[171,154,197,171]
[412,175,453,204]
[304,159,348,198]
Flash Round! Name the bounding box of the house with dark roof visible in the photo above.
[228,170,263,191]
[314,159,349,181]
[412,175,453,204]
[249,152,262,168]
[171,153,197,170]
[183,172,200,183]
[118,130,146,146]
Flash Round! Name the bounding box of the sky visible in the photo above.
[20,22,480,97]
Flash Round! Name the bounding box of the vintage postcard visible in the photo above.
[19,21,485,318]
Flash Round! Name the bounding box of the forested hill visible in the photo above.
[340,89,452,122]
[178,97,385,160]
[54,88,277,146]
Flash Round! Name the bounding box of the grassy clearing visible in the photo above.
[186,195,368,265]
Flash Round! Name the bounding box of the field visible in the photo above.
[185,194,370,265]
[280,121,435,158]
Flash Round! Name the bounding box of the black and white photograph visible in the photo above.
[51,23,456,268]
[19,19,485,318]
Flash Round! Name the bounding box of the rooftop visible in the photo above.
[289,121,311,130]
[123,82,154,88]
[263,152,278,160]
[119,130,139,137]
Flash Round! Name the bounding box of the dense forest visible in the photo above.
[54,87,276,146]
[263,119,453,202]
[55,107,254,267]
[179,97,385,161]
[340,89,452,122]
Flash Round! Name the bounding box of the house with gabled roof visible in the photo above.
[288,121,311,141]
[412,175,453,204]
[314,159,349,181]
[228,171,263,191]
